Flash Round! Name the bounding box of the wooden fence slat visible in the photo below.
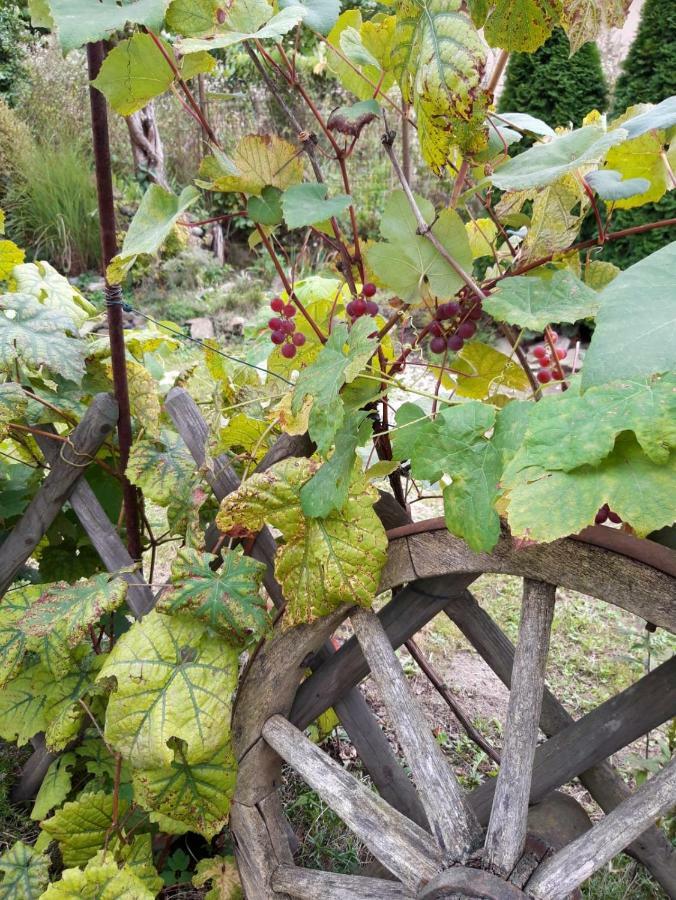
[484,580,556,876]
[0,393,119,599]
[271,865,414,899]
[447,592,676,895]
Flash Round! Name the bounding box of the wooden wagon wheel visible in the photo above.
[229,523,676,900]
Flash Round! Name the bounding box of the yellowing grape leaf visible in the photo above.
[198,135,304,196]
[452,341,530,399]
[0,293,86,383]
[98,611,239,767]
[166,0,222,36]
[366,190,473,303]
[192,855,242,900]
[0,841,49,899]
[505,434,676,541]
[484,269,600,330]
[12,261,96,327]
[326,11,396,101]
[48,0,168,53]
[522,173,588,260]
[0,240,24,280]
[603,119,675,210]
[469,0,562,51]
[132,743,237,838]
[583,259,619,290]
[216,458,387,625]
[31,753,76,821]
[562,0,632,55]
[109,359,161,436]
[157,547,270,647]
[40,792,129,868]
[465,219,499,259]
[40,854,153,900]
[393,0,488,163]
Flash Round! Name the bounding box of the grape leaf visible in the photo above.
[582,242,676,388]
[192,855,242,900]
[484,269,600,330]
[465,219,498,259]
[20,573,129,649]
[31,753,76,822]
[118,836,164,898]
[291,316,377,454]
[279,0,339,33]
[326,11,396,101]
[584,169,651,200]
[366,190,473,303]
[561,0,630,54]
[216,458,387,625]
[12,261,96,327]
[469,0,561,51]
[166,0,221,35]
[111,358,161,436]
[617,96,676,140]
[522,173,588,260]
[41,855,153,900]
[92,33,176,116]
[491,125,628,190]
[328,99,381,137]
[157,547,269,647]
[0,293,85,383]
[490,112,555,137]
[0,585,35,688]
[603,116,675,209]
[198,135,304,196]
[127,433,195,506]
[452,341,531,399]
[47,0,169,53]
[40,792,129,868]
[98,611,239,767]
[282,184,352,229]
[0,841,49,900]
[505,434,676,541]
[247,187,283,226]
[0,241,24,281]
[584,259,619,290]
[132,743,237,838]
[177,4,304,52]
[392,0,489,163]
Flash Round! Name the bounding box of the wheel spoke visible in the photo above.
[262,714,443,892]
[272,866,414,898]
[527,756,676,899]
[351,607,482,859]
[484,579,556,876]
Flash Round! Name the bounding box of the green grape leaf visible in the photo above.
[299,410,371,517]
[582,242,676,388]
[491,125,628,190]
[132,743,237,838]
[505,434,676,541]
[452,341,531,399]
[20,573,129,649]
[484,269,600,330]
[216,458,387,625]
[0,841,50,899]
[47,0,169,53]
[603,116,675,209]
[292,317,377,454]
[392,0,488,164]
[561,0,630,54]
[31,753,76,822]
[97,611,239,767]
[390,402,430,462]
[620,96,676,139]
[41,792,129,868]
[247,186,283,225]
[0,241,24,280]
[198,135,304,196]
[584,169,651,200]
[157,547,269,647]
[40,854,153,899]
[177,4,304,52]
[216,413,270,464]
[127,433,195,506]
[469,0,561,51]
[166,0,222,35]
[0,293,85,383]
[192,855,242,900]
[92,33,177,116]
[0,585,35,688]
[326,11,396,101]
[366,190,473,303]
[281,184,352,229]
[12,261,96,327]
[522,173,588,260]
[118,836,164,898]
[279,0,339,33]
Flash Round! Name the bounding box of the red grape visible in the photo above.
[447,334,464,352]
[552,369,564,381]
[468,304,482,321]
[270,297,284,313]
[549,330,558,342]
[346,300,357,317]
[281,342,297,359]
[365,300,379,316]
[268,317,283,330]
[352,298,367,317]
[556,347,567,360]
[363,282,377,297]
[533,346,547,359]
[292,332,306,346]
[430,321,443,337]
[538,357,550,368]
[280,319,295,334]
[537,369,552,384]
[283,304,296,318]
[457,320,476,340]
[271,330,285,344]
[430,336,447,354]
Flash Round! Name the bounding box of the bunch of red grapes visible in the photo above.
[346,282,379,320]
[268,297,306,359]
[428,297,482,354]
[531,332,567,384]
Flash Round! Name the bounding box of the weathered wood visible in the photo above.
[484,580,556,876]
[351,607,481,859]
[527,756,676,899]
[448,592,676,895]
[10,735,55,803]
[382,528,676,632]
[469,654,676,823]
[230,800,289,899]
[271,866,413,899]
[34,429,153,619]
[262,715,443,892]
[290,578,477,730]
[418,867,528,899]
[0,394,119,599]
[258,792,296,865]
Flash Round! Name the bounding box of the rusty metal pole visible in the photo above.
[87,40,142,560]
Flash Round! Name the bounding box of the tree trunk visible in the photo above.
[125,101,169,188]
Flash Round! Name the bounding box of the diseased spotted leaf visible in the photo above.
[40,792,129,868]
[522,173,588,260]
[48,0,169,53]
[484,269,600,330]
[469,0,562,52]
[561,0,630,54]
[132,743,237,838]
[158,547,269,647]
[452,341,531,399]
[292,317,377,454]
[582,242,676,388]
[0,293,85,383]
[216,458,387,625]
[0,585,35,688]
[198,135,304,196]
[583,259,619,291]
[0,841,49,899]
[31,753,76,822]
[177,3,304,52]
[393,0,488,164]
[327,99,380,137]
[192,855,242,900]
[282,184,352,229]
[97,611,239,767]
[127,433,195,506]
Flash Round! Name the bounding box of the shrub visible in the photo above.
[498,27,608,127]
[0,3,31,105]
[0,97,35,190]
